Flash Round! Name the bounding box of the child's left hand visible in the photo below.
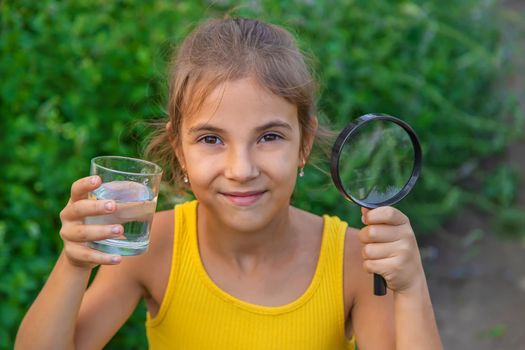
[359,206,424,294]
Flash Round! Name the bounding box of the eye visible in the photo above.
[198,135,223,145]
[259,133,282,143]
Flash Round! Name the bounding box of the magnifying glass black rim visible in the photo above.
[330,113,422,209]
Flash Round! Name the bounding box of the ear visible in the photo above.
[166,121,186,169]
[300,116,318,164]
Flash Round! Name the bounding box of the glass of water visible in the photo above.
[85,156,162,256]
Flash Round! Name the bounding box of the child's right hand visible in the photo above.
[59,175,122,269]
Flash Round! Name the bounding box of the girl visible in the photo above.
[16,17,442,349]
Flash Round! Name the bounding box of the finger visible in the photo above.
[361,241,400,260]
[362,256,399,275]
[70,176,101,202]
[363,206,408,226]
[358,224,405,243]
[61,198,116,221]
[65,243,122,265]
[60,223,124,243]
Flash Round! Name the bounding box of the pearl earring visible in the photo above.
[183,173,189,184]
[299,167,305,177]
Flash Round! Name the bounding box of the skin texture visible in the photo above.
[15,77,442,350]
[177,77,304,237]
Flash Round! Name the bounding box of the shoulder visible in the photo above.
[142,208,175,265]
[344,226,363,269]
[343,223,372,313]
[151,209,175,245]
[343,225,366,291]
[112,209,175,295]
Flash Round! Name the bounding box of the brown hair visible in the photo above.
[145,17,322,192]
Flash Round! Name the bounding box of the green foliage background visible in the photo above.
[1,0,523,348]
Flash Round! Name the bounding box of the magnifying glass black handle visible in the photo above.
[374,273,387,296]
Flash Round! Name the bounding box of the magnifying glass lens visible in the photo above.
[339,120,415,205]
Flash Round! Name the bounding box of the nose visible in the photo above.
[224,145,259,182]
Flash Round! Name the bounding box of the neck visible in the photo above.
[197,204,299,273]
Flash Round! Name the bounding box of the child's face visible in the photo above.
[178,76,303,232]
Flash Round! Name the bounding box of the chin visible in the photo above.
[220,201,290,233]
[223,208,275,232]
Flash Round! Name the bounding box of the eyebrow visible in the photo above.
[188,120,293,134]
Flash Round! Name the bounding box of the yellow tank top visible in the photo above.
[146,200,356,349]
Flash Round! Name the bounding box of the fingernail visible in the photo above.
[361,215,366,224]
[90,176,98,185]
[105,201,114,211]
[111,256,121,263]
[111,225,121,234]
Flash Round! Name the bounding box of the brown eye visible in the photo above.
[199,135,222,145]
[260,133,282,143]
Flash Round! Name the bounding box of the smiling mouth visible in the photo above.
[220,191,267,206]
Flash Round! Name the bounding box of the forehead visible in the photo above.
[182,76,299,130]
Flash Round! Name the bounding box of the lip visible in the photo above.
[220,190,267,206]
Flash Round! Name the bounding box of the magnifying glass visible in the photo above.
[330,113,422,296]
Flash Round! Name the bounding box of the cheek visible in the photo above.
[262,150,300,179]
[185,151,220,179]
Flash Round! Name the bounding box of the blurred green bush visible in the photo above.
[1,0,522,348]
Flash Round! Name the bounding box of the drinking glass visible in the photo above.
[85,156,162,256]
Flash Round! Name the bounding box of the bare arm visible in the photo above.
[15,176,142,349]
[394,274,442,349]
[360,207,442,349]
[15,252,92,349]
[345,227,396,349]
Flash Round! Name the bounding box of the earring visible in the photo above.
[183,173,189,184]
[298,158,306,177]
